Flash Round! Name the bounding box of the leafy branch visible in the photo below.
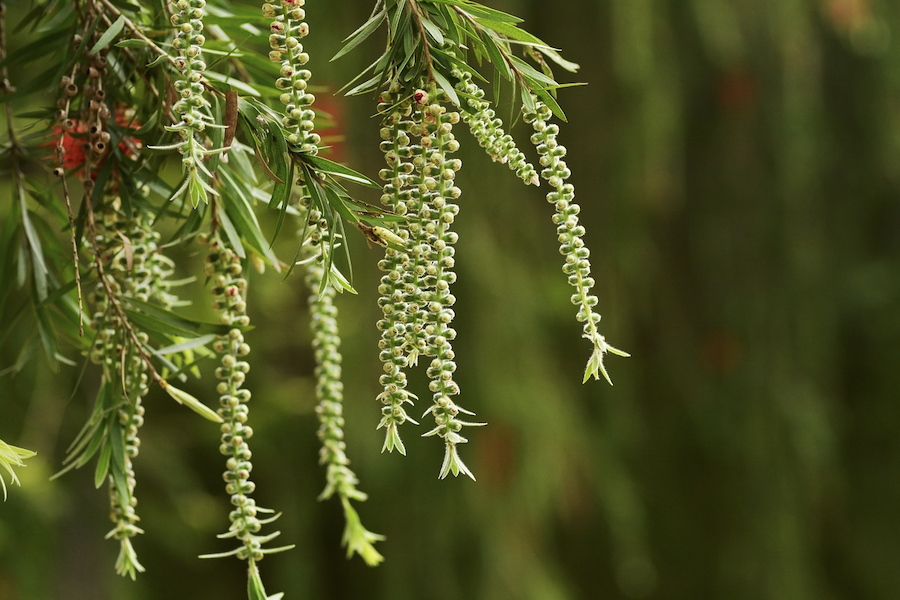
[335,0,580,119]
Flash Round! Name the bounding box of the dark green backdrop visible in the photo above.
[2,1,900,599]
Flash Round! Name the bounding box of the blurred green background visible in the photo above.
[3,0,900,598]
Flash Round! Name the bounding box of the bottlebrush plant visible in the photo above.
[0,0,626,597]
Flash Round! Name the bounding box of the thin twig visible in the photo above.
[406,0,435,81]
[55,147,86,336]
[54,52,88,335]
[99,0,175,65]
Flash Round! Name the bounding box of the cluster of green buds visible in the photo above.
[199,235,290,570]
[105,355,147,580]
[401,89,441,368]
[86,201,177,316]
[410,86,482,480]
[374,90,419,454]
[167,0,215,183]
[524,99,628,384]
[264,0,319,153]
[454,70,539,186]
[85,200,177,579]
[300,220,384,566]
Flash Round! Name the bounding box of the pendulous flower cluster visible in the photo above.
[375,90,418,454]
[201,235,289,567]
[169,0,210,151]
[411,87,483,480]
[264,0,319,153]
[2,0,626,584]
[454,70,539,186]
[375,85,483,479]
[86,200,178,580]
[524,99,628,384]
[301,216,385,566]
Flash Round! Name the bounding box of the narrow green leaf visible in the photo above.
[472,17,545,46]
[270,160,295,246]
[18,192,48,296]
[218,167,281,270]
[161,381,223,423]
[533,87,567,122]
[109,418,126,475]
[332,8,386,62]
[0,25,69,70]
[94,441,111,488]
[323,185,359,226]
[345,73,383,97]
[123,297,232,336]
[189,174,208,208]
[33,300,58,371]
[328,262,357,295]
[109,449,130,509]
[520,85,535,113]
[300,163,326,213]
[510,55,559,88]
[431,0,524,24]
[480,33,512,81]
[538,46,581,73]
[90,15,126,55]
[334,202,354,287]
[431,48,484,82]
[432,70,461,107]
[73,421,107,469]
[302,155,380,188]
[319,210,339,297]
[269,151,290,208]
[217,206,246,259]
[154,334,217,356]
[204,70,262,97]
[146,53,171,68]
[390,1,409,39]
[115,38,149,49]
[420,17,444,45]
[248,564,269,600]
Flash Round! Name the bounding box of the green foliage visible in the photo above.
[0,438,35,501]
[0,0,620,596]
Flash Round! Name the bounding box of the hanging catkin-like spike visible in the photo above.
[301,213,385,566]
[413,86,484,480]
[264,0,382,563]
[168,0,215,195]
[401,85,436,367]
[524,98,629,385]
[454,70,539,186]
[88,200,177,580]
[265,0,320,153]
[201,234,293,577]
[375,90,419,455]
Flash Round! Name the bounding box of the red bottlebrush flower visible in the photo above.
[58,123,89,171]
[47,110,141,176]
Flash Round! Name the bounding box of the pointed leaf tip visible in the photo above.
[161,381,223,422]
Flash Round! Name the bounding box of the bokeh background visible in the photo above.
[3,0,900,598]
